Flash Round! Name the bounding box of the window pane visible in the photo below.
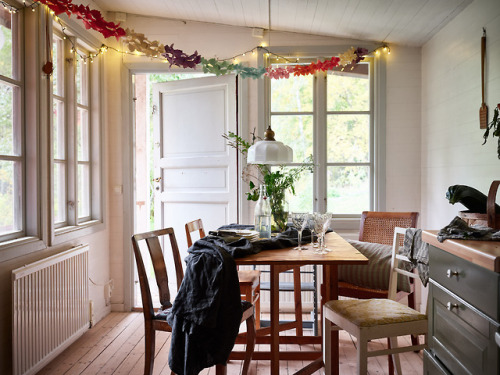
[76,51,88,105]
[0,8,13,78]
[52,35,64,96]
[284,168,313,213]
[53,99,65,159]
[54,162,66,223]
[272,115,313,163]
[77,108,89,161]
[327,166,370,214]
[0,83,15,155]
[0,160,21,234]
[78,164,90,218]
[327,114,369,163]
[271,74,313,112]
[327,66,369,111]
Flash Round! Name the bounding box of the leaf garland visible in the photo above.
[124,29,164,58]
[162,44,201,68]
[38,0,372,78]
[38,0,126,40]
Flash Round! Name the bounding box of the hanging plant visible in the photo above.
[482,103,500,159]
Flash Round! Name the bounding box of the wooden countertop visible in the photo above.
[423,230,500,273]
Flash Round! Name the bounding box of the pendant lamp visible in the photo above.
[247,126,293,164]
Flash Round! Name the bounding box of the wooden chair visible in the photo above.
[185,218,262,328]
[339,211,419,314]
[323,227,428,375]
[338,211,419,374]
[132,227,256,375]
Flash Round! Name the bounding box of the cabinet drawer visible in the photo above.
[424,350,450,375]
[429,245,500,321]
[429,282,499,375]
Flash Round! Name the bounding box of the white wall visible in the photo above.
[385,47,422,214]
[421,0,500,230]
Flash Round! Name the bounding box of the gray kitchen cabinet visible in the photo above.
[423,231,500,375]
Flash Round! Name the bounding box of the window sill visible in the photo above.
[52,219,105,246]
[0,237,46,262]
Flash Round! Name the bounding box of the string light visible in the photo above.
[19,0,393,77]
[1,0,19,13]
[374,44,391,56]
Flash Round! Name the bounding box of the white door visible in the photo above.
[152,75,238,270]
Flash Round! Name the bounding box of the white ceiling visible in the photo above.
[93,0,473,46]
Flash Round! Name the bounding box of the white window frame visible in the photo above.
[0,7,105,260]
[49,18,104,246]
[0,7,23,243]
[258,46,386,231]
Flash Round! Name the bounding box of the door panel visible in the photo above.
[153,75,238,279]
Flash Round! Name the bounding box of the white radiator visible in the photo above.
[12,245,90,375]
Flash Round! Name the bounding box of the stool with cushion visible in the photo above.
[185,218,261,328]
[323,227,428,374]
[132,227,256,375]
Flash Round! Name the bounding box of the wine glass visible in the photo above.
[312,213,328,254]
[308,213,319,248]
[321,217,335,252]
[313,213,333,254]
[291,213,308,250]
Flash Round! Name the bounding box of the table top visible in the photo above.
[235,232,369,266]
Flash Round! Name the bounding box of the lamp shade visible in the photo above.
[247,126,293,164]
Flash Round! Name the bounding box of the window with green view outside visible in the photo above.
[269,59,373,216]
[0,8,22,239]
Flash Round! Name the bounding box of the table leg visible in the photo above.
[323,265,339,375]
[270,265,280,375]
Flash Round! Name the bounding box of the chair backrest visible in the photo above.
[359,211,419,245]
[388,227,420,300]
[185,218,206,247]
[131,228,184,319]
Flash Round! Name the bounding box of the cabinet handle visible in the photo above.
[446,269,460,278]
[446,302,460,311]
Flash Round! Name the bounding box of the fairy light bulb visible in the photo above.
[375,49,380,56]
[383,46,387,52]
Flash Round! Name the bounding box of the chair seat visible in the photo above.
[238,270,260,288]
[154,307,172,321]
[325,298,426,328]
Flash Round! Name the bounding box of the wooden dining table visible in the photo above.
[230,231,368,375]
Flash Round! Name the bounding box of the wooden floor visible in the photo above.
[37,312,423,375]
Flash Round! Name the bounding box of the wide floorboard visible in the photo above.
[37,312,423,375]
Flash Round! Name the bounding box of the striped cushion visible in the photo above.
[339,240,411,293]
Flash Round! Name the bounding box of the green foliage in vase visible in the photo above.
[223,131,313,231]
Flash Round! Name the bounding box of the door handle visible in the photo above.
[153,177,162,182]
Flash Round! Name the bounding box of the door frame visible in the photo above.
[122,67,248,311]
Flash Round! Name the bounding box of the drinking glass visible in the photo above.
[321,218,335,252]
[308,213,319,248]
[291,212,308,250]
[313,213,333,254]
